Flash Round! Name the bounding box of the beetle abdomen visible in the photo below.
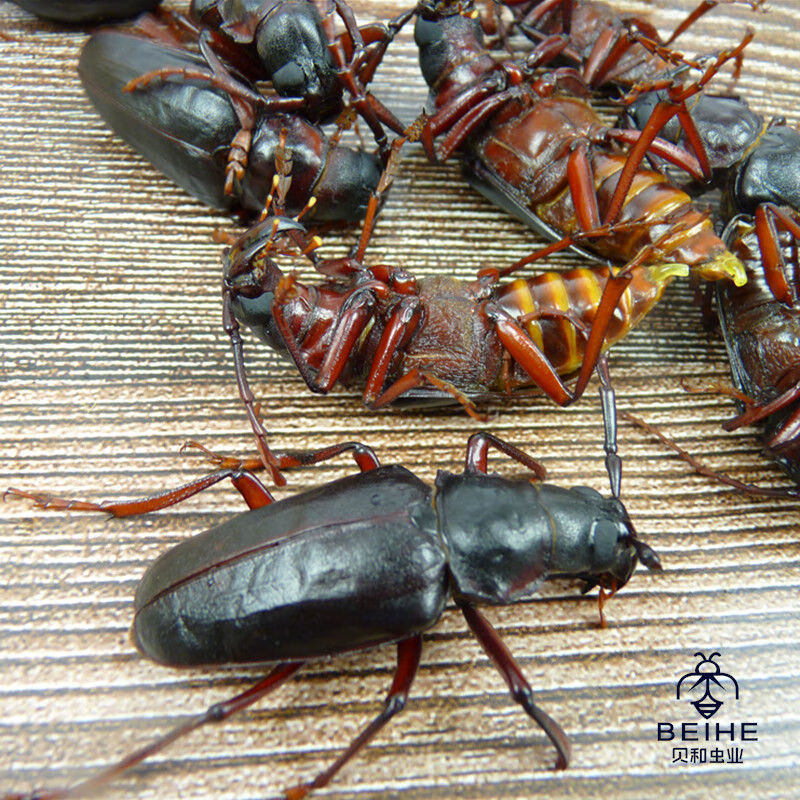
[133,466,446,665]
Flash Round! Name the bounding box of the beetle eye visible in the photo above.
[272,61,307,97]
[591,519,620,569]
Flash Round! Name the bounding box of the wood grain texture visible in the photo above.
[0,1,798,799]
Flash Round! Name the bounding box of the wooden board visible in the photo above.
[0,2,798,799]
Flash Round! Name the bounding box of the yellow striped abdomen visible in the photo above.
[496,264,668,378]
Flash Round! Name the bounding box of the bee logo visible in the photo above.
[676,652,739,719]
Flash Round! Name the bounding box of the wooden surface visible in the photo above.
[1,1,798,798]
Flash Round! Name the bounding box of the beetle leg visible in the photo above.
[362,297,423,405]
[755,203,800,305]
[491,310,573,406]
[514,0,574,31]
[723,381,800,432]
[182,440,382,474]
[490,268,630,408]
[423,87,517,162]
[464,431,547,480]
[621,410,800,499]
[458,602,570,771]
[605,128,705,181]
[566,142,601,231]
[0,663,305,800]
[284,636,422,800]
[582,23,637,88]
[223,290,286,486]
[608,31,755,222]
[5,467,275,517]
[369,367,485,420]
[601,99,697,225]
[326,0,408,161]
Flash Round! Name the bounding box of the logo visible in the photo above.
[676,652,739,719]
[656,650,757,766]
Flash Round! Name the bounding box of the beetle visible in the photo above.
[2,430,661,800]
[78,28,384,222]
[623,78,800,481]
[218,131,727,487]
[186,0,404,129]
[713,206,800,482]
[6,0,161,23]
[496,0,761,92]
[124,0,411,184]
[413,0,746,286]
[223,207,697,487]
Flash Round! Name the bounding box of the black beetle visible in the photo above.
[7,0,161,23]
[189,0,345,120]
[3,432,661,799]
[78,29,382,222]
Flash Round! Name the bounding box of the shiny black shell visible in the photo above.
[133,466,447,666]
[78,31,380,221]
[625,92,763,174]
[729,125,800,216]
[435,472,635,604]
[9,0,161,22]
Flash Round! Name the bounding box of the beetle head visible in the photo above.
[579,493,662,595]
[223,216,308,351]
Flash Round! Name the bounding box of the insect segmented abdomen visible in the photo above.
[496,263,670,376]
[472,95,745,286]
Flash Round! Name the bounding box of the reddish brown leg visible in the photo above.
[582,24,635,88]
[490,268,631,407]
[223,290,285,486]
[3,663,304,800]
[362,298,423,404]
[458,602,570,771]
[517,0,574,31]
[602,97,710,225]
[422,84,516,162]
[313,292,377,391]
[605,127,705,181]
[755,203,800,305]
[368,367,484,420]
[326,0,411,160]
[723,382,800,431]
[5,467,274,517]
[464,431,547,480]
[607,31,754,222]
[283,636,423,800]
[566,142,600,231]
[182,440,381,475]
[621,410,800,499]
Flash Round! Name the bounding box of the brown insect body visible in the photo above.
[508,0,671,88]
[415,2,745,286]
[466,91,734,275]
[718,213,800,479]
[261,253,673,401]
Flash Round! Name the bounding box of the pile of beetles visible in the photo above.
[4,0,800,798]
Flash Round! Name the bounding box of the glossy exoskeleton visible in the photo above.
[414,0,746,286]
[223,190,693,487]
[625,82,800,481]
[79,29,382,222]
[7,0,161,23]
[715,208,800,481]
[134,0,409,180]
[497,0,760,92]
[3,431,661,799]
[187,0,395,124]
